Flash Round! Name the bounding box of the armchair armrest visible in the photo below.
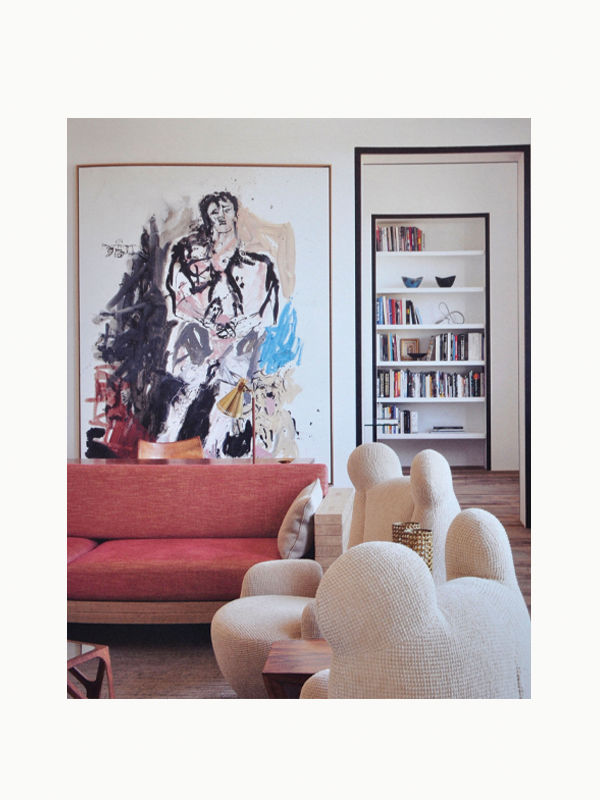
[314,487,355,572]
[240,559,323,598]
[300,669,330,699]
[300,598,322,639]
[445,508,519,589]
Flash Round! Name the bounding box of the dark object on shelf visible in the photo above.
[435,275,456,287]
[402,276,423,288]
[407,352,428,360]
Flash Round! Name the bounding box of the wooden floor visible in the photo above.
[449,468,530,613]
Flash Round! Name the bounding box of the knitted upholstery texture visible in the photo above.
[347,443,403,548]
[241,559,323,598]
[409,449,461,584]
[211,594,313,698]
[445,507,519,587]
[311,511,530,699]
[362,477,413,543]
[300,669,330,699]
[211,561,322,697]
[300,599,322,639]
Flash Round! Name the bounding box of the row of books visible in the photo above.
[375,406,418,434]
[376,331,485,362]
[376,296,422,325]
[377,333,414,362]
[377,368,485,399]
[428,331,484,361]
[376,225,424,252]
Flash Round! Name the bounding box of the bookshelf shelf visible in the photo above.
[376,324,485,331]
[378,287,484,294]
[376,250,484,257]
[377,361,485,368]
[376,397,486,403]
[378,432,486,440]
[372,215,489,466]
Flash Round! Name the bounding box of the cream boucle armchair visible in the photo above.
[211,444,460,698]
[300,508,531,699]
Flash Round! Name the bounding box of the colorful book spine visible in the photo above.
[375,225,425,252]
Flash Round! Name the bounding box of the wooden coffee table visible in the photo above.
[262,638,332,698]
[67,641,115,699]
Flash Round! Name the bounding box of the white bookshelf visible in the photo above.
[373,215,489,467]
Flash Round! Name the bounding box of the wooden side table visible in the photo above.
[67,641,115,699]
[262,639,332,698]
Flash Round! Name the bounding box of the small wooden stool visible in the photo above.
[67,641,115,699]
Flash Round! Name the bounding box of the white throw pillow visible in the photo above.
[277,479,323,559]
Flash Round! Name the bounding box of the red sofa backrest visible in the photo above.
[68,461,329,539]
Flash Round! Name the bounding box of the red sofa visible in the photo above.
[68,459,330,624]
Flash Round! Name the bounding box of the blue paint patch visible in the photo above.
[259,301,303,373]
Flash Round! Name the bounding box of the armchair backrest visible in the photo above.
[346,444,460,584]
[409,449,461,584]
[346,443,405,549]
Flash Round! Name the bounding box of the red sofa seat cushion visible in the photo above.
[67,537,99,564]
[67,538,281,601]
[67,462,329,539]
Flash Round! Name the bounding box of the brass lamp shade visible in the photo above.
[216,378,256,463]
[217,379,248,418]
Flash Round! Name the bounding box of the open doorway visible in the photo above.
[354,147,530,526]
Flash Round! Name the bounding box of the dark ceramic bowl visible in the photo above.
[402,276,423,288]
[435,275,456,287]
[407,352,428,360]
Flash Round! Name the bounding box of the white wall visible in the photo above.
[67,118,530,484]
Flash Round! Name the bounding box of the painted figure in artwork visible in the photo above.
[159,191,282,456]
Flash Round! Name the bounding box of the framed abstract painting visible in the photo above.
[77,163,332,473]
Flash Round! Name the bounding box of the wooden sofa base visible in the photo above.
[67,600,227,625]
